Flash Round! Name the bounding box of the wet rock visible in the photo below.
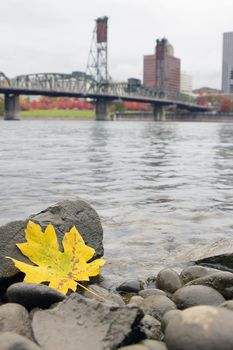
[0,303,32,339]
[139,289,166,299]
[196,252,233,270]
[156,269,183,294]
[129,296,144,307]
[139,315,163,340]
[141,295,177,321]
[141,339,168,349]
[82,284,125,306]
[0,220,28,281]
[117,279,144,293]
[220,300,233,311]
[187,271,233,299]
[32,293,144,350]
[165,305,233,350]
[172,285,225,309]
[0,332,42,350]
[30,199,104,258]
[0,199,104,281]
[180,265,216,284]
[6,282,65,310]
[161,310,182,332]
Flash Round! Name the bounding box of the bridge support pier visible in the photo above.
[153,105,166,121]
[4,94,20,120]
[95,99,108,121]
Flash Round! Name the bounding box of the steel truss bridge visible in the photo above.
[0,71,209,120]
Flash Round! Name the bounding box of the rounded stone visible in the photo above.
[172,285,225,309]
[139,289,166,299]
[220,300,233,311]
[0,303,32,339]
[187,271,233,299]
[141,295,177,321]
[116,279,144,293]
[165,305,233,350]
[129,296,144,307]
[118,346,147,350]
[139,315,163,340]
[6,282,65,310]
[0,332,42,350]
[156,269,183,294]
[161,310,182,332]
[180,266,214,284]
[141,339,168,349]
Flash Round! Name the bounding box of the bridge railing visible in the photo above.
[0,72,196,106]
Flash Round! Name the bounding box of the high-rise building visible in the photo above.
[143,38,181,97]
[143,54,156,88]
[222,32,233,93]
[180,71,192,95]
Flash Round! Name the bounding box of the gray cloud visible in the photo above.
[0,0,232,88]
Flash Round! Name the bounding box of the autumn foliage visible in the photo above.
[20,96,94,111]
[20,96,150,112]
[196,94,233,113]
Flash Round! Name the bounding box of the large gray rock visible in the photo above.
[156,269,183,294]
[141,295,177,321]
[32,293,144,350]
[6,282,65,310]
[0,332,42,350]
[0,199,104,281]
[187,271,233,299]
[172,285,225,309]
[165,305,233,350]
[0,303,33,339]
[180,266,217,284]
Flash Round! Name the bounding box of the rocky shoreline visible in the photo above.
[1,199,233,349]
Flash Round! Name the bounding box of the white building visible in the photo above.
[222,32,233,93]
[180,71,192,95]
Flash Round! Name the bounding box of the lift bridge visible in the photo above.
[0,17,209,120]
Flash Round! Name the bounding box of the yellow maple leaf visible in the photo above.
[7,220,105,295]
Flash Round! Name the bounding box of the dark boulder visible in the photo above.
[0,199,104,282]
[6,282,65,310]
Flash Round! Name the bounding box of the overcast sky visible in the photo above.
[1,0,232,89]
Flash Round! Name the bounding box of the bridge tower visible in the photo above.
[86,16,111,120]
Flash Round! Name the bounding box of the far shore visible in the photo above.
[20,109,95,119]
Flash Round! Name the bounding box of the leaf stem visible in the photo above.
[77,282,105,301]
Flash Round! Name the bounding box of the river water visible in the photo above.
[1,120,233,283]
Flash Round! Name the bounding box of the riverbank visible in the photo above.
[20,109,95,119]
[1,199,233,350]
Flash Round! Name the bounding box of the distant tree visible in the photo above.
[19,96,94,111]
[219,98,232,113]
[196,95,209,107]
